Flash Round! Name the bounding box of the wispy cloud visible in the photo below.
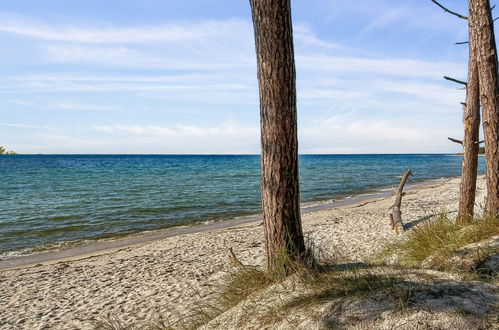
[361,7,408,33]
[297,55,463,79]
[0,14,251,44]
[0,5,470,153]
[8,99,117,111]
[294,24,341,50]
[0,122,53,130]
[20,122,260,154]
[91,121,259,138]
[326,0,466,34]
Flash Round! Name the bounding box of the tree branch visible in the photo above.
[448,137,464,145]
[444,76,467,85]
[430,0,468,19]
[448,137,484,145]
[455,41,469,45]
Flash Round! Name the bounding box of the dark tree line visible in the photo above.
[0,146,16,155]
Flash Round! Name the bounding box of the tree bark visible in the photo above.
[470,0,499,216]
[249,0,306,270]
[458,6,481,223]
[389,169,412,235]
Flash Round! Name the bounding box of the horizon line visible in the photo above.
[4,152,459,156]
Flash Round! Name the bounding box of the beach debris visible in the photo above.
[389,169,413,235]
[229,247,245,268]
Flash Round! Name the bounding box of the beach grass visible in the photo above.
[151,214,498,328]
[380,213,499,273]
[94,214,498,329]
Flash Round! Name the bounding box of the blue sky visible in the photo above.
[0,0,484,154]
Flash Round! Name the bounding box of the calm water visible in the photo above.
[0,154,485,255]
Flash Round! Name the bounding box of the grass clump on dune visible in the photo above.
[384,213,499,271]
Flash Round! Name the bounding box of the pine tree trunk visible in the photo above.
[458,6,481,222]
[249,0,306,270]
[471,0,499,216]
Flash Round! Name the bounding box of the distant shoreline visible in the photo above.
[1,153,462,156]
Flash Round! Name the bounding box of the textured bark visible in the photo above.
[458,6,481,222]
[249,0,306,270]
[470,0,499,216]
[389,169,412,235]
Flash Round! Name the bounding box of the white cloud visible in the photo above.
[0,10,469,154]
[300,116,460,154]
[361,7,408,33]
[326,0,466,35]
[17,122,260,154]
[0,15,251,44]
[92,121,259,138]
[8,99,117,111]
[294,24,341,50]
[296,55,463,79]
[0,122,52,130]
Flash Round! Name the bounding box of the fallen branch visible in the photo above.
[229,247,245,268]
[389,169,412,235]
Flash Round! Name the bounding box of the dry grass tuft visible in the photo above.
[284,269,399,310]
[381,213,499,272]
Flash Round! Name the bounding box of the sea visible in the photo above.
[0,154,486,257]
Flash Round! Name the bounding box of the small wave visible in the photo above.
[0,239,91,259]
[202,220,215,225]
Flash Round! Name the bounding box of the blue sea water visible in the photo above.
[0,154,485,255]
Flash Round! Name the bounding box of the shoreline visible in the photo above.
[0,175,486,329]
[0,175,453,271]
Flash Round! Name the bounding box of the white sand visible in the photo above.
[0,176,487,329]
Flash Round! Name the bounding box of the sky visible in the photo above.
[0,0,487,154]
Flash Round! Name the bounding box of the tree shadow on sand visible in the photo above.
[285,275,498,329]
[403,213,439,231]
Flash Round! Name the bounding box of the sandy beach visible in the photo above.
[0,175,487,329]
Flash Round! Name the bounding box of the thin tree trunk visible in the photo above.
[471,0,499,216]
[249,0,306,270]
[458,6,481,222]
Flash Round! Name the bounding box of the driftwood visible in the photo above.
[229,247,245,268]
[389,169,413,235]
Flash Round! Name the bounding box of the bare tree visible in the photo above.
[249,0,306,270]
[432,0,482,220]
[458,4,481,222]
[471,0,499,216]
